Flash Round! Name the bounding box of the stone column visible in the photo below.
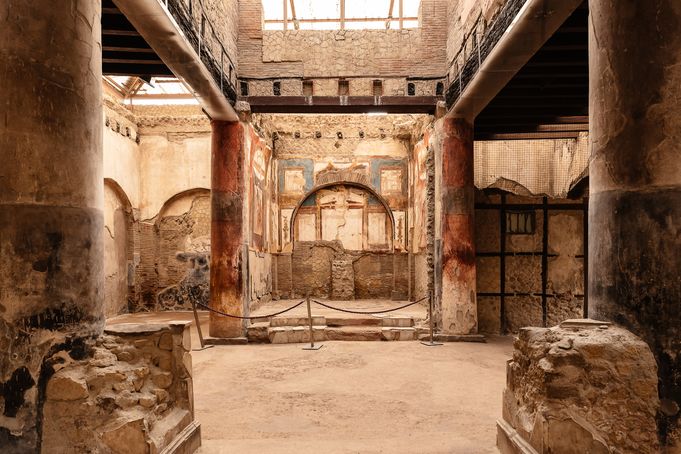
[439,117,478,334]
[209,121,245,338]
[589,0,681,445]
[0,0,103,450]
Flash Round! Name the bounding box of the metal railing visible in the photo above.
[161,0,238,104]
[444,0,528,108]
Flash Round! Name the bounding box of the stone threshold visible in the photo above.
[496,419,539,454]
[159,420,202,454]
[421,333,487,343]
[203,336,249,345]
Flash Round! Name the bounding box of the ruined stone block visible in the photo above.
[46,370,89,401]
[100,417,149,454]
[498,320,659,454]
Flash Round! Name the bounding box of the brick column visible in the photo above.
[209,121,245,338]
[439,117,477,334]
[589,0,681,445]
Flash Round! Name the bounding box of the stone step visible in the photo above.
[246,322,270,343]
[268,326,327,344]
[326,326,383,341]
[325,316,382,327]
[269,316,326,327]
[380,317,414,328]
[381,327,416,341]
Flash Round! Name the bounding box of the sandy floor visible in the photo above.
[108,312,513,453]
[192,338,512,454]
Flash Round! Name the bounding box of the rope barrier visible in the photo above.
[191,294,436,349]
[194,300,306,320]
[310,295,429,315]
[194,295,430,319]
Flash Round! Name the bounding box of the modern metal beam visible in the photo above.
[449,0,584,122]
[247,95,440,114]
[112,0,237,121]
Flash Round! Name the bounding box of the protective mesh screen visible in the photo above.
[474,133,589,197]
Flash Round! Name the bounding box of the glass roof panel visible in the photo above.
[262,0,284,20]
[262,1,421,29]
[344,0,390,19]
[295,0,341,20]
[135,77,191,95]
[402,0,421,17]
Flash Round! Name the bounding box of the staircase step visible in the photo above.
[268,326,327,344]
[381,317,414,328]
[246,322,270,343]
[326,317,382,327]
[326,326,383,341]
[381,327,416,341]
[270,316,326,327]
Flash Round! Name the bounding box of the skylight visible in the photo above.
[103,76,198,105]
[262,0,421,31]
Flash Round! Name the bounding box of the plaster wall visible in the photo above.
[103,97,141,209]
[137,130,211,221]
[104,183,131,317]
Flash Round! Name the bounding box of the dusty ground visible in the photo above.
[109,312,513,453]
[193,338,512,454]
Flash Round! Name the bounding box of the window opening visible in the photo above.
[338,80,349,96]
[262,0,421,31]
[506,211,536,235]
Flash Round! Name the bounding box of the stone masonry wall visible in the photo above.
[499,320,659,454]
[239,0,447,80]
[446,0,508,65]
[41,321,198,453]
[284,241,408,300]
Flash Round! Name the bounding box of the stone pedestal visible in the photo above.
[0,1,103,450]
[209,121,245,338]
[439,117,477,334]
[589,0,681,445]
[498,320,659,454]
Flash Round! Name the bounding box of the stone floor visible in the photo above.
[109,312,513,453]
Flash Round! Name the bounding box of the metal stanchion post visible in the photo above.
[421,290,443,347]
[191,295,213,351]
[302,294,323,351]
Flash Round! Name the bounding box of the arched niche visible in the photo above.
[289,181,396,251]
[103,178,134,317]
[155,187,210,223]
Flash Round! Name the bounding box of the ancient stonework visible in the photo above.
[41,322,199,453]
[282,241,409,301]
[498,320,659,454]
